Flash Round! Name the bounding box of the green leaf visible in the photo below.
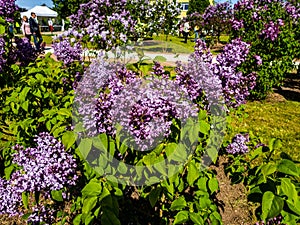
[170,196,187,211]
[0,24,5,34]
[173,210,189,224]
[82,197,98,215]
[21,101,29,112]
[82,179,102,197]
[199,120,210,135]
[62,131,77,150]
[277,159,299,177]
[22,192,29,209]
[262,191,284,220]
[101,209,121,225]
[149,187,162,207]
[51,190,63,202]
[187,161,200,186]
[99,187,111,202]
[208,178,219,193]
[73,214,82,225]
[117,161,127,174]
[153,55,167,62]
[189,212,204,225]
[78,138,93,159]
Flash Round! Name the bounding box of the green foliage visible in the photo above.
[187,0,210,15]
[52,0,90,19]
[232,1,300,99]
[226,137,300,224]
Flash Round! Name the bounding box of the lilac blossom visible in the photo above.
[192,39,256,108]
[52,39,83,65]
[0,0,18,22]
[284,1,300,22]
[11,132,78,192]
[0,178,22,216]
[151,61,169,78]
[75,57,197,150]
[254,55,262,65]
[260,21,283,41]
[231,19,244,30]
[14,37,37,65]
[110,77,198,150]
[27,205,56,225]
[226,133,250,155]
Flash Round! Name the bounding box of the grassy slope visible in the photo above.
[230,100,300,161]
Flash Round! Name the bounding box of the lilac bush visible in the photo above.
[226,133,250,155]
[202,2,233,44]
[232,0,300,98]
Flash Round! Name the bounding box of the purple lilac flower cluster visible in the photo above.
[75,57,197,150]
[175,53,224,109]
[27,205,56,225]
[0,178,22,216]
[0,0,18,22]
[260,20,283,41]
[226,133,250,155]
[231,19,244,30]
[0,133,77,218]
[151,61,168,78]
[11,133,78,192]
[110,77,197,150]
[255,215,285,225]
[75,58,138,136]
[69,0,135,49]
[193,39,256,108]
[52,38,83,66]
[284,1,300,22]
[14,37,37,65]
[253,55,262,65]
[0,37,6,72]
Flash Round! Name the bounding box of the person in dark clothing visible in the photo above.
[29,12,43,52]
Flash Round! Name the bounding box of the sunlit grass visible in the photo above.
[229,100,300,161]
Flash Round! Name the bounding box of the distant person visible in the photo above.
[29,12,43,52]
[183,21,190,43]
[8,22,14,34]
[21,16,32,40]
[48,18,53,33]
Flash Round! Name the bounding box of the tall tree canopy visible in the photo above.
[52,0,90,19]
[187,0,211,15]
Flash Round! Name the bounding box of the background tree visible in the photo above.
[187,0,211,15]
[52,0,89,19]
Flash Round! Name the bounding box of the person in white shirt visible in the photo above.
[48,18,53,33]
[183,21,190,43]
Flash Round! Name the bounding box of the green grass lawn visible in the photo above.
[229,100,300,161]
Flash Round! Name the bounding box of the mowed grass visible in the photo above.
[229,100,300,161]
[141,34,229,54]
